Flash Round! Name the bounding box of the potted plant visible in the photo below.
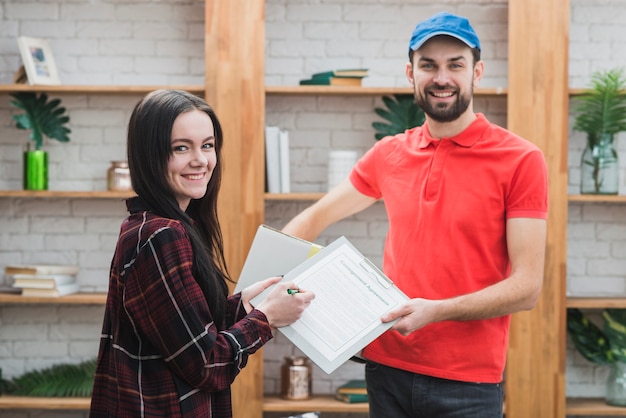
[372,94,425,140]
[567,308,626,406]
[9,92,71,190]
[572,68,626,195]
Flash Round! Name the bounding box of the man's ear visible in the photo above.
[405,61,415,87]
[473,60,484,87]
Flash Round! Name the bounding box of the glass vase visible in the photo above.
[580,133,619,195]
[23,150,48,190]
[606,361,626,406]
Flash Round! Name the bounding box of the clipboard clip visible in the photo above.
[359,259,393,289]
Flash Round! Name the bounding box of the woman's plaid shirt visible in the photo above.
[90,198,273,417]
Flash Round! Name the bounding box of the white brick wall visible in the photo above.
[0,0,625,415]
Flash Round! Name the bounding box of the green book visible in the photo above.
[311,68,368,78]
[299,76,362,86]
[336,379,367,395]
[335,392,368,403]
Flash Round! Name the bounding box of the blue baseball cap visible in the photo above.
[408,12,481,57]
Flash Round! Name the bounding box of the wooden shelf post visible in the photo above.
[506,0,570,417]
[204,1,266,417]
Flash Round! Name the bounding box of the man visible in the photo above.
[282,11,548,418]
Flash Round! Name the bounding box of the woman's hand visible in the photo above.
[243,278,315,328]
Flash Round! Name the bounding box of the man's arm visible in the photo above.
[382,217,547,335]
[282,178,378,241]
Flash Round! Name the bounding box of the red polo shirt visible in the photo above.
[351,113,548,383]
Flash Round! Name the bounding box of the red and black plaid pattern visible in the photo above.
[90,198,272,417]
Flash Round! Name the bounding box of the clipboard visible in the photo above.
[251,236,409,374]
[234,225,322,293]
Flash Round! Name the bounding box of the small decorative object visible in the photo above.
[17,36,61,85]
[567,308,626,406]
[280,356,312,400]
[107,161,132,191]
[573,68,626,195]
[372,94,425,140]
[327,150,358,191]
[9,92,71,190]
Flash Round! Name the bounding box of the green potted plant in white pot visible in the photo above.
[9,92,71,190]
[572,67,626,195]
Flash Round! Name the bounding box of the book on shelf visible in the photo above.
[265,126,291,193]
[336,379,367,395]
[299,76,363,86]
[311,68,369,78]
[11,274,77,289]
[279,129,291,193]
[5,264,79,276]
[20,282,80,297]
[335,392,368,403]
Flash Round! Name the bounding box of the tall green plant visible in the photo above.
[9,92,71,150]
[372,94,425,140]
[573,68,626,144]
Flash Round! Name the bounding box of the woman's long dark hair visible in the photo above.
[127,89,230,325]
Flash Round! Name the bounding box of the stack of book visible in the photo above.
[299,68,368,86]
[265,126,290,193]
[6,264,80,297]
[335,379,368,403]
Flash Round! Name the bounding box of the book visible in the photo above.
[251,236,409,374]
[299,76,363,86]
[279,130,291,193]
[5,264,79,276]
[265,126,282,193]
[311,68,368,78]
[336,379,367,395]
[12,274,77,289]
[335,393,368,403]
[21,282,80,297]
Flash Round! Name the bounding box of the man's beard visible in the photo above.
[415,85,472,123]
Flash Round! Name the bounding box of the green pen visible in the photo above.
[287,288,300,295]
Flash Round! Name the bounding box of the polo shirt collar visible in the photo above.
[418,113,489,148]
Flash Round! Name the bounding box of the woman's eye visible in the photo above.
[202,142,214,150]
[173,145,188,152]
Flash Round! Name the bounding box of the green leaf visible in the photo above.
[573,67,626,140]
[567,308,615,365]
[372,94,425,140]
[4,359,96,397]
[9,92,71,149]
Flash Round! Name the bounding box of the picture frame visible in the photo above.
[17,36,61,85]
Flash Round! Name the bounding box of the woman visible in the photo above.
[90,89,314,417]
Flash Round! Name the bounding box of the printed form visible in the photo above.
[251,236,408,374]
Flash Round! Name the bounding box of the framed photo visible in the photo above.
[17,36,61,85]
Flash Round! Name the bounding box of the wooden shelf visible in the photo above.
[263,395,368,413]
[567,297,626,309]
[567,398,626,416]
[265,85,506,96]
[0,190,134,199]
[0,396,91,410]
[0,84,204,95]
[265,192,325,201]
[569,194,626,203]
[0,395,368,412]
[0,292,106,304]
[0,396,621,415]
